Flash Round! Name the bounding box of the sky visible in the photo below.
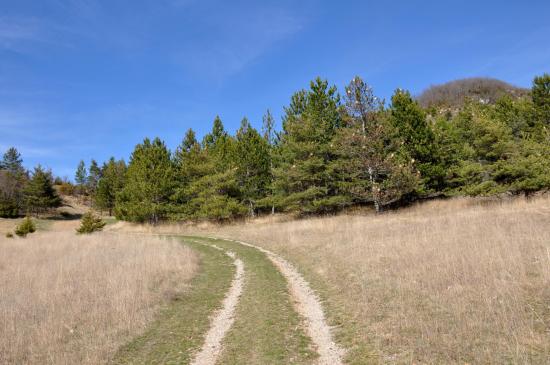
[1,0,549,178]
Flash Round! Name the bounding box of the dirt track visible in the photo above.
[209,237,344,365]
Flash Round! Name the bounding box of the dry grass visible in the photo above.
[0,232,198,365]
[172,196,550,364]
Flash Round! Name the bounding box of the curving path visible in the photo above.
[112,233,344,364]
[206,237,345,365]
[190,247,244,365]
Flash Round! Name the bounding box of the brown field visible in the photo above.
[163,196,550,364]
[0,231,197,365]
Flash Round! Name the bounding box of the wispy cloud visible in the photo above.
[0,15,84,54]
[174,5,304,80]
[0,16,46,52]
[468,25,550,85]
[0,143,60,158]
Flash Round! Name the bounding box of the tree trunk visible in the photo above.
[368,166,381,213]
[249,201,255,218]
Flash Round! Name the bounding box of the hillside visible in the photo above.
[185,195,550,364]
[418,77,529,108]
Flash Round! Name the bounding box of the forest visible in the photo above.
[1,74,549,222]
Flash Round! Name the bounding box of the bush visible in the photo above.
[5,232,14,238]
[76,212,106,234]
[0,198,19,218]
[15,217,36,237]
[57,183,75,196]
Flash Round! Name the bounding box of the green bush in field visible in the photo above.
[76,212,106,234]
[15,217,36,237]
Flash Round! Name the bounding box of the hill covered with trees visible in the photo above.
[417,77,529,109]
[2,73,549,222]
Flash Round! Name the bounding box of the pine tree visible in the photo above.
[203,116,234,171]
[335,77,418,212]
[95,158,126,215]
[178,129,199,155]
[174,128,200,184]
[115,138,175,224]
[443,101,515,195]
[176,119,246,220]
[262,109,277,145]
[1,147,25,174]
[203,115,226,147]
[75,160,87,194]
[0,147,27,217]
[493,136,550,195]
[173,128,202,208]
[532,73,550,127]
[183,168,246,220]
[235,117,271,216]
[262,109,277,214]
[76,211,106,234]
[0,184,20,217]
[23,166,62,215]
[15,216,36,237]
[87,159,102,198]
[273,78,345,214]
[389,89,444,193]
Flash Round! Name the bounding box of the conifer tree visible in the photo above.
[75,160,87,194]
[273,77,345,214]
[262,109,277,214]
[0,147,27,217]
[23,165,62,215]
[0,170,21,217]
[235,118,271,216]
[174,129,200,181]
[180,129,199,153]
[1,147,25,175]
[76,211,106,234]
[178,119,245,220]
[115,138,175,223]
[203,115,226,147]
[262,109,277,145]
[335,77,418,212]
[15,216,36,237]
[173,129,202,201]
[389,89,444,192]
[87,159,102,197]
[532,73,550,127]
[95,158,126,215]
[183,168,246,220]
[204,116,234,171]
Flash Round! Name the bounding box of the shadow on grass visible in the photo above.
[44,212,83,221]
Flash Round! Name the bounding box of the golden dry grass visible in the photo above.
[170,196,550,364]
[0,232,198,365]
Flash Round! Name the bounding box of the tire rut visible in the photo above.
[190,246,244,365]
[207,237,345,365]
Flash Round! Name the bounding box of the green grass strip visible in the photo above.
[111,239,234,365]
[187,236,317,365]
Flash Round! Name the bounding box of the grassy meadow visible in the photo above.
[0,232,197,365]
[2,195,549,364]
[176,196,550,364]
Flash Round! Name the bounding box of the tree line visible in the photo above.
[0,149,61,217]
[1,74,549,222]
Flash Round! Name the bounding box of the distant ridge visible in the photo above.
[417,77,529,108]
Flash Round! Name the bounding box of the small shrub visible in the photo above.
[5,232,14,238]
[15,217,36,237]
[60,211,72,218]
[76,212,106,234]
[57,183,75,196]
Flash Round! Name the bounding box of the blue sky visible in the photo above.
[1,0,549,178]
